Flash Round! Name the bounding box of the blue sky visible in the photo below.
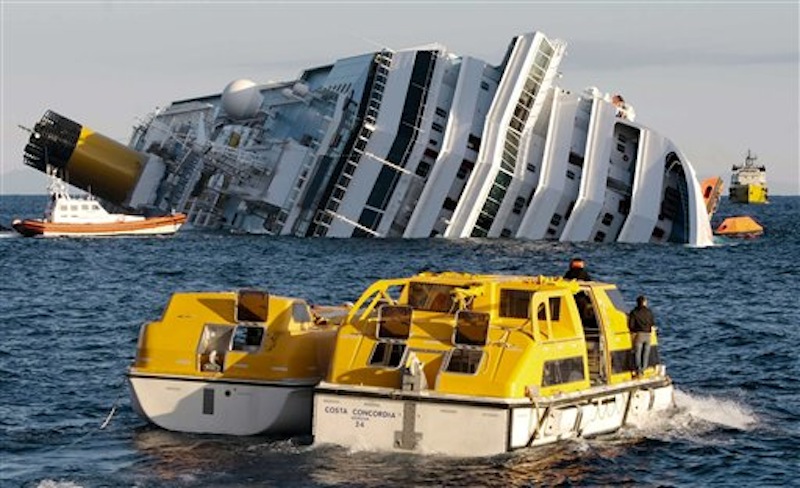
[2,1,798,194]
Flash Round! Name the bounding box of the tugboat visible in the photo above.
[313,271,674,457]
[128,289,346,435]
[729,150,768,204]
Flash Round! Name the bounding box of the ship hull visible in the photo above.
[729,184,768,204]
[128,373,316,436]
[12,214,186,237]
[313,377,674,457]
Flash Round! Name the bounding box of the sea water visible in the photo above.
[1,195,798,487]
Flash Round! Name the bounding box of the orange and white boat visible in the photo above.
[12,171,186,238]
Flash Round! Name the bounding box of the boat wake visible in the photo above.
[673,389,757,431]
[621,388,758,445]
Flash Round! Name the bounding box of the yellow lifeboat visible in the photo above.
[714,216,764,238]
[313,271,674,456]
[128,289,345,435]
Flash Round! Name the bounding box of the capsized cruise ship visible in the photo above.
[22,31,713,245]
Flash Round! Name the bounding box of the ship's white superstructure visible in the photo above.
[23,31,713,245]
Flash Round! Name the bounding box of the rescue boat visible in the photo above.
[128,289,345,436]
[12,169,185,238]
[313,271,674,457]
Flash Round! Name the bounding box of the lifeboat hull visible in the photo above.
[12,214,186,237]
[128,373,316,436]
[313,376,674,457]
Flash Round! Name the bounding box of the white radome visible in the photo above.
[221,79,264,119]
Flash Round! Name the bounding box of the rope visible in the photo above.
[52,376,126,451]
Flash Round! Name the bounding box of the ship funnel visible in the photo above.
[23,110,148,205]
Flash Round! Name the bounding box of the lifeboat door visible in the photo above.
[576,288,606,385]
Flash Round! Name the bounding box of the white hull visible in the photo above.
[128,374,316,436]
[39,222,183,237]
[314,378,674,456]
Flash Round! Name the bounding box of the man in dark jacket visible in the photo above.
[564,258,591,281]
[628,295,656,375]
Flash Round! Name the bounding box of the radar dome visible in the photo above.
[221,79,264,119]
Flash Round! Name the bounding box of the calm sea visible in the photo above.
[1,195,798,487]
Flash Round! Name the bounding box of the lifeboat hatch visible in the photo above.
[576,288,606,385]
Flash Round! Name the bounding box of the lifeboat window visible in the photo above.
[368,342,406,368]
[453,310,490,346]
[408,282,457,313]
[292,302,312,322]
[231,325,264,352]
[500,289,533,318]
[236,289,269,322]
[444,348,484,374]
[542,356,586,386]
[197,324,234,372]
[605,288,630,313]
[376,305,412,341]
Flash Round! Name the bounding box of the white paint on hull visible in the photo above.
[314,381,674,456]
[128,375,315,436]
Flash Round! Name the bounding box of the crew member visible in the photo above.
[564,258,591,281]
[628,295,656,376]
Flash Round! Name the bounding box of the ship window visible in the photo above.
[376,305,412,341]
[616,143,625,153]
[231,325,264,352]
[457,159,474,179]
[416,161,431,177]
[467,134,481,151]
[602,213,614,226]
[513,196,525,214]
[566,170,575,180]
[408,282,458,313]
[550,214,562,226]
[453,310,490,346]
[500,228,512,238]
[236,289,269,322]
[70,205,78,211]
[652,227,665,239]
[369,342,406,368]
[594,231,606,242]
[432,122,444,133]
[527,163,537,173]
[445,348,483,374]
[59,205,67,211]
[435,107,447,118]
[443,197,457,211]
[480,81,490,91]
[500,289,533,319]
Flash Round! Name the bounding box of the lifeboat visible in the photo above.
[12,169,185,238]
[313,271,674,456]
[714,216,763,238]
[128,289,345,435]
